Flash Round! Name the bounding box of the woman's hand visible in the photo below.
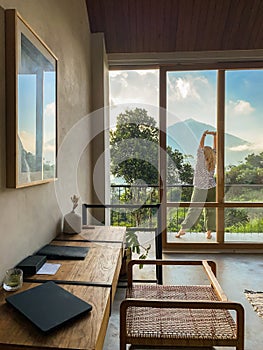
[201,130,216,148]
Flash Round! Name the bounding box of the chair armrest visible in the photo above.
[127,259,216,287]
[121,297,244,312]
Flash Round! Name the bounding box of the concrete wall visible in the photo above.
[0,0,93,281]
[88,33,109,224]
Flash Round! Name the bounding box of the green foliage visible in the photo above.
[226,152,263,185]
[224,208,249,232]
[126,229,151,269]
[110,107,263,236]
[110,108,193,187]
[224,152,263,233]
[167,207,204,233]
[110,108,159,185]
[110,107,195,262]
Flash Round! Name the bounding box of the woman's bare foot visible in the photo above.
[206,230,212,239]
[176,229,186,238]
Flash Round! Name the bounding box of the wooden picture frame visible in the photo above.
[5,9,57,188]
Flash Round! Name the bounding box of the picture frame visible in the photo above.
[5,9,57,188]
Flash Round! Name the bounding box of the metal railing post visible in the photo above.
[155,204,163,284]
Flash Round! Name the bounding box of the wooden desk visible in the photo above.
[25,241,123,303]
[0,282,111,350]
[56,226,126,244]
[0,226,126,350]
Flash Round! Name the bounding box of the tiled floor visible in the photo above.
[103,252,263,350]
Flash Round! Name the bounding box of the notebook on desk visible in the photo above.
[36,244,89,260]
[6,281,92,333]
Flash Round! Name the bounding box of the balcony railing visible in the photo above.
[109,183,263,236]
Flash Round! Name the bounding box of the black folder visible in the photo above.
[16,255,47,275]
[36,244,89,260]
[6,281,92,332]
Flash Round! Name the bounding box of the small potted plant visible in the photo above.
[120,230,151,275]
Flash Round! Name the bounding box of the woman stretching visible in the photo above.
[176,130,216,239]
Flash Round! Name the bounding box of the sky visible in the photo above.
[18,72,56,164]
[109,69,263,151]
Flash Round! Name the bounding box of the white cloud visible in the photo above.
[168,75,209,101]
[176,78,191,99]
[229,142,263,153]
[134,69,157,76]
[229,99,255,115]
[43,142,56,153]
[44,102,55,118]
[166,73,216,125]
[229,144,250,152]
[44,143,55,152]
[20,130,35,154]
[109,70,159,108]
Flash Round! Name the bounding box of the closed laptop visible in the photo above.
[6,281,92,332]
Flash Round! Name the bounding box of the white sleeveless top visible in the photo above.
[193,147,216,189]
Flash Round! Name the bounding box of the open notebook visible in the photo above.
[6,281,92,332]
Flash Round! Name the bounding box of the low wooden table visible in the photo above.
[0,226,126,350]
[0,283,111,350]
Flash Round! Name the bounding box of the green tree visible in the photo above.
[226,152,263,185]
[110,108,193,187]
[110,108,159,185]
[225,151,263,232]
[110,107,194,241]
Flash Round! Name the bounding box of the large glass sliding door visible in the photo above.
[224,69,263,243]
[108,65,263,250]
[161,67,263,249]
[109,69,159,205]
[165,70,217,243]
[109,69,160,273]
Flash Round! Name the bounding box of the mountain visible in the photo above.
[167,118,251,166]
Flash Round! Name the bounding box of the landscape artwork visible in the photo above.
[5,9,57,188]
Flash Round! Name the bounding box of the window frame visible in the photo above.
[109,58,263,251]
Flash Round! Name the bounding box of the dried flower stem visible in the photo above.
[71,194,80,212]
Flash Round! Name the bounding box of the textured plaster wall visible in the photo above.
[0,0,92,281]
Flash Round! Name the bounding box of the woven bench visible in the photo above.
[120,259,244,349]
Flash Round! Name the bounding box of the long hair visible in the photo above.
[204,146,216,172]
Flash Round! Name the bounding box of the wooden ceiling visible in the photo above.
[85,0,263,54]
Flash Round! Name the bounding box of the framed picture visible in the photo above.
[5,9,57,188]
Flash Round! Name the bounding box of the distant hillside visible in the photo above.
[167,118,251,166]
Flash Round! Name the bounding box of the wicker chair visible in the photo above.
[120,259,244,349]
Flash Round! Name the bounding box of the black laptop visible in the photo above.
[6,281,92,332]
[36,244,89,260]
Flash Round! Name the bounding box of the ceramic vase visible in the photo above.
[63,210,82,234]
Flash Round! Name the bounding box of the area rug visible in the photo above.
[244,289,263,318]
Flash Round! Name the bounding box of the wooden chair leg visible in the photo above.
[120,300,127,350]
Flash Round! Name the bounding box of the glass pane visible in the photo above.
[109,69,159,208]
[166,70,217,202]
[43,71,56,179]
[17,32,56,185]
[18,74,37,182]
[225,69,263,202]
[225,208,263,242]
[167,207,216,243]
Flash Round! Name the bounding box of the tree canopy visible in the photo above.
[226,152,263,184]
[110,108,193,186]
